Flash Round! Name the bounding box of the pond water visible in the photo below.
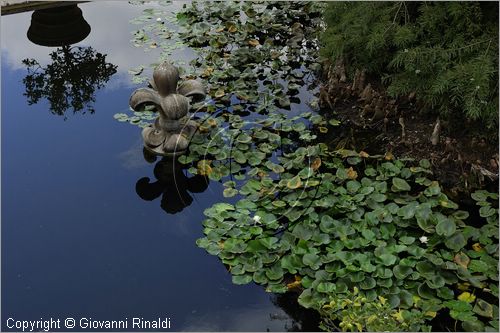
[1,1,319,331]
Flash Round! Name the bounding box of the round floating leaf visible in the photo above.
[259,237,279,249]
[297,289,315,308]
[114,113,129,120]
[437,287,455,300]
[473,299,494,318]
[360,277,376,289]
[417,282,436,299]
[346,180,361,193]
[426,274,445,289]
[281,254,302,274]
[223,188,238,198]
[272,200,286,208]
[223,238,247,253]
[471,191,488,202]
[232,150,247,164]
[328,119,341,126]
[232,274,253,285]
[436,217,457,236]
[453,210,470,220]
[453,252,470,269]
[388,294,400,308]
[479,206,496,218]
[253,270,268,284]
[393,265,413,279]
[265,161,285,173]
[265,264,285,281]
[399,236,415,245]
[286,175,302,189]
[445,232,467,251]
[266,283,288,293]
[392,177,411,191]
[424,181,441,196]
[303,253,321,270]
[462,320,485,332]
[399,290,414,308]
[236,133,252,143]
[317,282,336,293]
[378,253,398,266]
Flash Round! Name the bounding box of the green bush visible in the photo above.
[321,1,498,129]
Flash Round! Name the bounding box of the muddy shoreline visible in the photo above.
[317,59,499,203]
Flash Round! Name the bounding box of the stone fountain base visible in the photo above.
[142,118,198,156]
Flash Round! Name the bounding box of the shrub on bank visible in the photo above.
[321,1,498,130]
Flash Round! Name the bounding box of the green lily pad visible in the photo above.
[473,299,494,318]
[436,216,457,236]
[392,177,411,191]
[286,175,302,189]
[232,274,253,285]
[265,264,284,280]
[223,188,238,198]
[445,232,467,251]
[303,253,322,270]
[317,282,336,293]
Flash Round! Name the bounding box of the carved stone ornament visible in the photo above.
[129,62,206,156]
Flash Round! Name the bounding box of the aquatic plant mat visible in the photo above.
[116,2,499,331]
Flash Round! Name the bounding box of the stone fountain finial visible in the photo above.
[129,62,206,156]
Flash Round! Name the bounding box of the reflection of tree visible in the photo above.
[271,293,320,332]
[136,153,209,214]
[22,45,117,117]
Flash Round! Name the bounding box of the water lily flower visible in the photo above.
[156,17,162,22]
[253,215,262,223]
[419,236,428,244]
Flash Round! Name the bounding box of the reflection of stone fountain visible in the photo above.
[129,62,206,156]
[27,4,91,47]
[136,151,209,214]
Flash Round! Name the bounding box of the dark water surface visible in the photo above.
[1,2,311,331]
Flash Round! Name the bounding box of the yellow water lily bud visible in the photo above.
[392,310,404,322]
[472,243,483,252]
[458,291,476,303]
[347,167,358,180]
[359,151,369,158]
[457,282,471,291]
[425,311,437,318]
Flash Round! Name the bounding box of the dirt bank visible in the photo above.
[318,59,499,202]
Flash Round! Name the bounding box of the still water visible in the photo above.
[1,1,316,331]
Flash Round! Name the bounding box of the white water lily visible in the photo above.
[156,17,162,22]
[419,236,428,244]
[253,215,262,223]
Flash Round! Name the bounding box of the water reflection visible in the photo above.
[271,293,320,331]
[136,150,209,214]
[22,45,117,117]
[27,4,90,47]
[21,4,117,117]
